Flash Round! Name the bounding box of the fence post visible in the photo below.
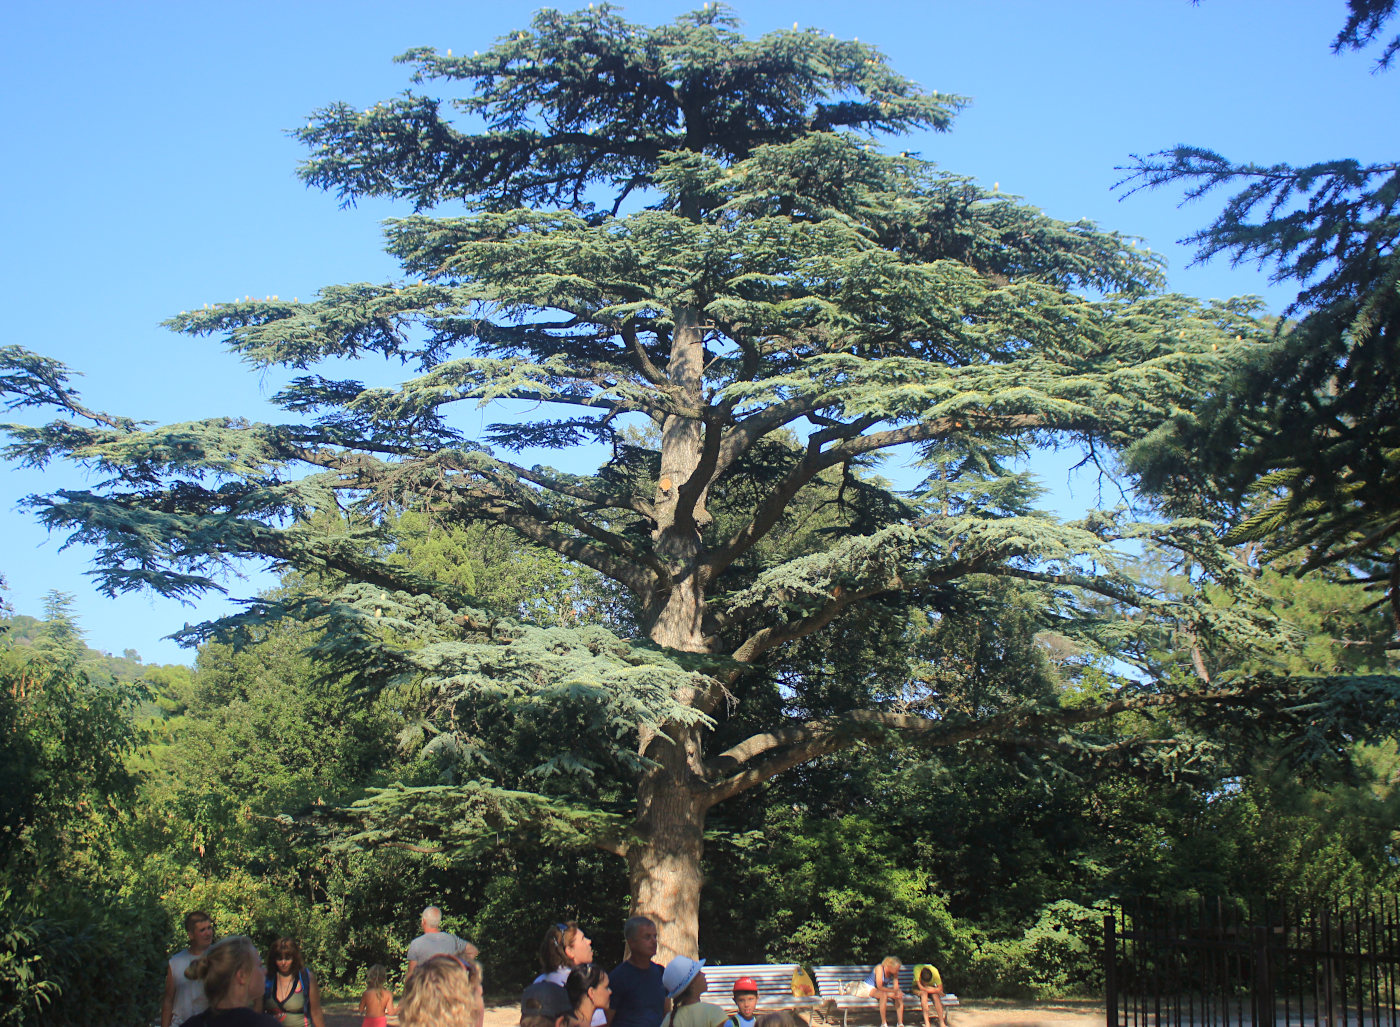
[1254,924,1274,1027]
[1105,914,1118,1027]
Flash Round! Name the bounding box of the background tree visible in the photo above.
[5,5,1398,957]
[0,593,168,1027]
[1120,1,1400,643]
[0,591,139,887]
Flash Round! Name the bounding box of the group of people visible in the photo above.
[520,919,949,1027]
[160,913,334,1027]
[160,906,949,1027]
[161,906,481,1027]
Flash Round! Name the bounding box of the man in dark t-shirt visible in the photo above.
[608,916,668,1027]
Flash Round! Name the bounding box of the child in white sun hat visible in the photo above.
[659,957,728,1027]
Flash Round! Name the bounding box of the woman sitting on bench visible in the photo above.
[853,957,903,1027]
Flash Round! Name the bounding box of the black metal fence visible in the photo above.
[1105,898,1400,1027]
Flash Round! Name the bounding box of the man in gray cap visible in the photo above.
[406,905,479,979]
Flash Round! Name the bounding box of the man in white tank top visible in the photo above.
[161,911,214,1027]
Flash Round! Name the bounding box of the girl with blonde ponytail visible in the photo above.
[182,936,279,1026]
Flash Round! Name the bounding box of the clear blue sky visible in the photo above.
[2,1,1390,665]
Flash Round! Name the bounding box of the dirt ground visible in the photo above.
[319,997,1106,1027]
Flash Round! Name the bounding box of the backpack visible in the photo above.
[265,968,311,1017]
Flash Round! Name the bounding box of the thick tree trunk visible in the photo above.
[650,305,711,651]
[628,303,714,960]
[627,757,708,962]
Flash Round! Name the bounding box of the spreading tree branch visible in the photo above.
[701,682,1285,806]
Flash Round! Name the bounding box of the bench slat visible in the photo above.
[701,964,820,1013]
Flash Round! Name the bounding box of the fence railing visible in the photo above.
[1105,898,1400,1027]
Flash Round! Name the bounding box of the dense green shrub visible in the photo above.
[0,607,168,1025]
[0,888,168,1027]
[703,808,974,968]
[961,901,1106,999]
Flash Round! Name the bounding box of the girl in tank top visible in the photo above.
[264,937,327,1027]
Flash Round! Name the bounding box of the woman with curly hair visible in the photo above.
[401,954,483,1027]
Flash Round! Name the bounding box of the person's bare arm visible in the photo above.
[406,959,418,980]
[307,970,328,1027]
[161,964,176,1027]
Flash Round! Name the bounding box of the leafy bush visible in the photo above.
[0,888,168,1027]
[703,809,978,968]
[961,900,1106,999]
[0,617,167,1025]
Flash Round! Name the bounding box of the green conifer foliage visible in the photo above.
[1335,0,1400,68]
[1119,1,1400,644]
[4,6,1392,955]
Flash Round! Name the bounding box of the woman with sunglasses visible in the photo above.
[538,922,607,1025]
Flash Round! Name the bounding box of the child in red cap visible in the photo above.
[728,978,758,1027]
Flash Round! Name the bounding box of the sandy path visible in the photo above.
[321,998,1106,1027]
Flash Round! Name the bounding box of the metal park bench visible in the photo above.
[701,963,820,1014]
[810,965,958,1027]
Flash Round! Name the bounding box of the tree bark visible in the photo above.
[629,305,718,958]
[627,724,708,962]
[650,306,711,651]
